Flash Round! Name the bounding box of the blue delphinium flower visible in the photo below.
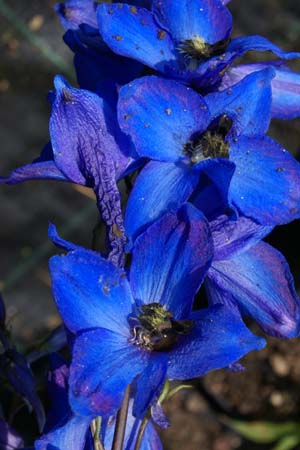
[218,62,300,120]
[118,70,300,228]
[125,171,300,338]
[49,204,265,419]
[97,0,300,89]
[1,76,139,266]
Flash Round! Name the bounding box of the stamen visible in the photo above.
[184,115,232,164]
[129,303,193,352]
[178,36,230,62]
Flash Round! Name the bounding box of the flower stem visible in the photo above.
[91,417,105,450]
[112,384,131,450]
[134,416,149,450]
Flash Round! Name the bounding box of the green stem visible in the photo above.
[112,384,131,450]
[0,0,74,79]
[91,417,105,450]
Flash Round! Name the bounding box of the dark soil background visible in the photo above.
[1,1,300,449]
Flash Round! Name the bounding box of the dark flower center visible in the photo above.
[178,36,230,68]
[184,115,232,164]
[129,302,193,352]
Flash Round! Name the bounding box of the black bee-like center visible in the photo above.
[184,115,232,164]
[129,302,194,352]
[178,36,230,66]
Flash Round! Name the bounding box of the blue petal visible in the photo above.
[190,171,234,221]
[227,35,300,60]
[167,305,266,379]
[130,204,214,319]
[55,0,97,30]
[48,223,86,253]
[193,159,236,215]
[97,3,177,72]
[35,415,92,450]
[205,68,274,137]
[69,328,148,416]
[220,63,300,120]
[0,161,68,185]
[133,356,167,418]
[73,46,144,91]
[211,214,273,261]
[207,242,300,338]
[125,161,200,244]
[118,75,211,162]
[229,136,300,225]
[49,249,134,335]
[153,0,232,44]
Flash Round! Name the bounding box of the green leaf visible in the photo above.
[227,420,300,444]
[272,434,300,450]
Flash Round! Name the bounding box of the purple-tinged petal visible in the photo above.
[55,0,97,30]
[227,363,245,373]
[207,242,300,338]
[220,63,300,120]
[205,68,274,137]
[118,76,211,162]
[0,418,24,450]
[97,4,177,73]
[125,161,200,244]
[0,161,68,185]
[211,214,273,261]
[133,356,167,418]
[50,75,132,265]
[229,136,300,225]
[153,0,232,44]
[69,328,148,416]
[0,350,45,432]
[151,402,170,430]
[167,305,265,379]
[35,415,92,450]
[227,35,300,60]
[50,75,132,184]
[49,249,134,335]
[130,204,214,319]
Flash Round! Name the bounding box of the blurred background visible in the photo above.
[1,0,300,449]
